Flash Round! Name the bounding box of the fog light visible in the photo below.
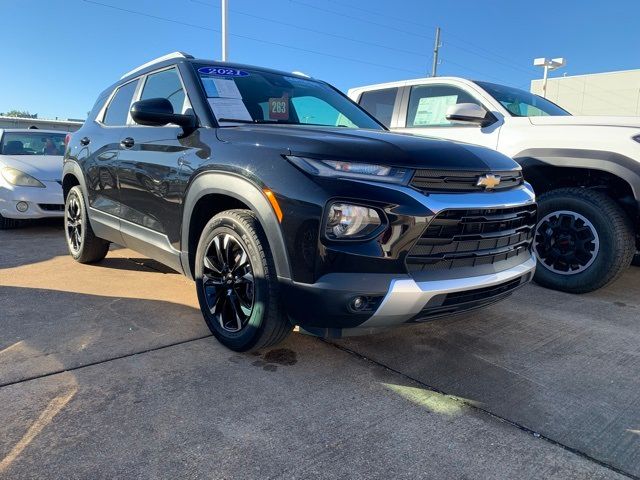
[16,201,28,212]
[350,296,366,311]
[326,203,382,239]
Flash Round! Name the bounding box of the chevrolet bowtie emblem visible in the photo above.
[476,173,501,190]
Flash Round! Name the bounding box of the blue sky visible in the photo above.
[2,0,639,119]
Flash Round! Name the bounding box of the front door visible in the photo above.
[395,84,501,150]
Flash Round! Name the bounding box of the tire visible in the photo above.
[195,209,291,351]
[0,214,21,229]
[633,253,640,267]
[64,186,110,263]
[533,188,635,293]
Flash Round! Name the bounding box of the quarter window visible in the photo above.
[141,68,189,114]
[358,88,398,127]
[102,80,138,126]
[406,85,482,127]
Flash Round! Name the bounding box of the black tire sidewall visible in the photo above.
[195,215,271,351]
[534,194,622,291]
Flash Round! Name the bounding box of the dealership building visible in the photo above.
[530,69,640,116]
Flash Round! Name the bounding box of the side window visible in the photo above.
[102,80,138,126]
[406,85,481,127]
[358,87,398,127]
[140,68,189,114]
[291,96,356,127]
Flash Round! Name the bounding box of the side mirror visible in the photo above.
[446,103,494,127]
[130,98,197,136]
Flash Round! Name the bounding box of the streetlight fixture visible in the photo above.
[533,57,566,98]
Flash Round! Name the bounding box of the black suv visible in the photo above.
[63,52,537,351]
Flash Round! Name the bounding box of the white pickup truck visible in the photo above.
[349,78,640,293]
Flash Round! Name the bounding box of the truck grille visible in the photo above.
[410,169,523,193]
[406,204,537,271]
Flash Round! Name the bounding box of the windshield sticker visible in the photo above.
[208,97,252,122]
[268,96,289,120]
[413,95,458,126]
[198,66,250,77]
[212,78,242,98]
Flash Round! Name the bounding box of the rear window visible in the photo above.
[357,88,398,127]
[0,132,66,156]
[102,80,138,126]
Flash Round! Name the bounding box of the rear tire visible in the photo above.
[64,186,110,263]
[533,188,635,293]
[195,209,291,352]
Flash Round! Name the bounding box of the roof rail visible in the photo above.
[120,51,194,79]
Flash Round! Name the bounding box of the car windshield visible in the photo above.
[196,65,383,129]
[0,132,66,156]
[475,81,570,117]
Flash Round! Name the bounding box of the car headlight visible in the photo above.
[326,203,382,239]
[1,167,45,188]
[286,156,411,184]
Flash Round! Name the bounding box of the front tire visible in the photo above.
[533,188,635,293]
[195,209,291,351]
[64,186,110,263]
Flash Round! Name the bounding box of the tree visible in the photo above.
[1,110,38,119]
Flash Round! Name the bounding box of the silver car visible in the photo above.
[0,129,67,228]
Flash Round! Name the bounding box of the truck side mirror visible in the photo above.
[446,103,495,127]
[131,98,197,137]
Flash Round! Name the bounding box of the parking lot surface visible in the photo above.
[1,222,638,479]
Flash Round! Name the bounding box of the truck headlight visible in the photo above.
[326,203,382,239]
[1,167,45,188]
[286,156,411,184]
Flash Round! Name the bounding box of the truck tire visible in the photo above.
[195,209,291,351]
[533,188,635,293]
[0,214,20,229]
[633,253,640,267]
[64,186,110,263]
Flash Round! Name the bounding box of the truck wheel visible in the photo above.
[533,188,635,293]
[64,186,110,263]
[0,214,20,229]
[195,209,291,351]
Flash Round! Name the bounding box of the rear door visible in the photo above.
[396,83,501,149]
[115,66,194,259]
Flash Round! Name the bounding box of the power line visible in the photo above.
[81,0,423,75]
[189,0,428,59]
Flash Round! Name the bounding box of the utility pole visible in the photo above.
[221,0,228,61]
[431,27,441,77]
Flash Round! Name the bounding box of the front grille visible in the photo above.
[410,169,523,193]
[407,204,537,272]
[38,204,64,212]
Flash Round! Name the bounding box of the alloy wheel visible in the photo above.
[533,210,600,275]
[201,233,255,332]
[66,194,83,254]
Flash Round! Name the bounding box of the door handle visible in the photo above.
[80,137,90,146]
[120,137,135,149]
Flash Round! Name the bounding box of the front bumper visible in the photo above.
[0,181,64,219]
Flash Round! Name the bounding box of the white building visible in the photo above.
[530,69,640,116]
[0,116,83,131]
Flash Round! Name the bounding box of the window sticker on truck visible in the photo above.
[198,66,250,77]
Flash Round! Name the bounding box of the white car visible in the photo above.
[0,129,67,228]
[349,78,640,293]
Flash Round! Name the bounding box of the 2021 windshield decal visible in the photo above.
[198,66,250,77]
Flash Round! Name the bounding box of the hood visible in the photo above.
[529,116,640,128]
[216,125,518,171]
[0,155,63,181]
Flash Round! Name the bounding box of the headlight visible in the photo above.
[286,156,411,184]
[1,167,45,188]
[326,203,382,239]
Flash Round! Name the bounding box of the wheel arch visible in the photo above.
[181,172,291,281]
[516,148,640,225]
[62,161,88,200]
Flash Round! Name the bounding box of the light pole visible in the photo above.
[221,0,228,61]
[533,57,566,98]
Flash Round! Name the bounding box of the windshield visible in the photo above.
[0,132,66,156]
[475,81,570,117]
[196,65,382,129]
